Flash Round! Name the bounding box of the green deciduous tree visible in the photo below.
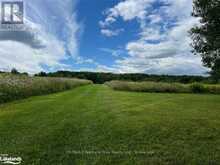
[190,0,220,80]
[11,68,19,74]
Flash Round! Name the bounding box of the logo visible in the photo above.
[0,154,22,165]
[1,1,23,24]
[0,0,24,31]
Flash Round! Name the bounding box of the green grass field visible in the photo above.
[0,85,220,164]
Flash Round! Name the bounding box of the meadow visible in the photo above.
[0,73,92,103]
[106,80,220,94]
[0,85,220,164]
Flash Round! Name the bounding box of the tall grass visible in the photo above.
[0,74,92,103]
[106,81,220,94]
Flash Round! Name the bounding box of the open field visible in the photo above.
[106,80,220,94]
[0,74,92,103]
[0,85,220,164]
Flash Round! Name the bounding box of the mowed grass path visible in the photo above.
[0,85,220,164]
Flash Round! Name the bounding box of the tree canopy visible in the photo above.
[191,0,220,80]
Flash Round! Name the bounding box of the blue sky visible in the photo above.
[0,0,208,75]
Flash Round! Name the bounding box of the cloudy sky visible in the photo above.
[0,0,209,75]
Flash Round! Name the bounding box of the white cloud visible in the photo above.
[100,0,208,75]
[99,48,124,57]
[101,29,124,37]
[0,40,67,73]
[96,64,118,73]
[99,17,116,28]
[139,28,164,41]
[105,0,154,21]
[115,54,208,75]
[65,15,80,57]
[0,0,81,73]
[147,14,162,24]
[99,0,155,37]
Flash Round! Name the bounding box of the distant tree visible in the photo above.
[36,71,47,77]
[190,0,220,80]
[21,72,29,76]
[11,68,19,74]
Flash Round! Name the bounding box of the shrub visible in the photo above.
[190,83,206,93]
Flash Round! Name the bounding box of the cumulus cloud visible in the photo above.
[0,27,45,49]
[99,0,155,37]
[105,0,154,21]
[0,40,66,73]
[100,0,208,75]
[115,54,207,75]
[0,0,80,73]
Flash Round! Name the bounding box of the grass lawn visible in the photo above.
[0,85,220,164]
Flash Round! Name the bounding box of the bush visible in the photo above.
[190,83,206,93]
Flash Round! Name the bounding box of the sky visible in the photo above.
[0,0,209,75]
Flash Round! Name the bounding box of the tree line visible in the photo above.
[35,71,215,84]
